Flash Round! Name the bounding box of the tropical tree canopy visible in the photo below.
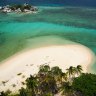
[26,75,38,96]
[66,66,75,77]
[19,87,27,96]
[51,66,62,76]
[61,72,68,81]
[60,82,73,96]
[39,65,50,74]
[1,65,96,96]
[72,73,96,96]
[76,65,83,75]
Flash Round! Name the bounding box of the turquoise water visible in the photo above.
[0,7,96,72]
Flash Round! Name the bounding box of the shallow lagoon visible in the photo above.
[0,7,96,72]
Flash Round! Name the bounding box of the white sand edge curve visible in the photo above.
[0,44,95,92]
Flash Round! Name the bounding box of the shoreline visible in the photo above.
[0,44,95,92]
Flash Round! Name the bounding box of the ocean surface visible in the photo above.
[0,1,96,73]
[0,0,96,7]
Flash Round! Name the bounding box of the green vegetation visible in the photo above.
[9,4,33,12]
[72,73,96,96]
[1,3,38,13]
[0,65,96,96]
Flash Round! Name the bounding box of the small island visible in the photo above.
[0,3,38,13]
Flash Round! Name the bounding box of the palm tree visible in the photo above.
[38,65,51,84]
[39,74,58,95]
[76,65,83,75]
[51,66,62,83]
[61,72,68,82]
[60,82,73,96]
[51,66,62,75]
[39,65,50,73]
[66,66,75,79]
[26,75,38,96]
[19,87,27,96]
[37,65,58,95]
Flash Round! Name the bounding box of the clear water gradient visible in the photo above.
[0,7,96,72]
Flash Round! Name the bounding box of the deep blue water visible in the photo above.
[0,0,96,7]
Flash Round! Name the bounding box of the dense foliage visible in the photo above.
[72,73,96,96]
[0,65,96,96]
[10,4,32,12]
[0,4,38,12]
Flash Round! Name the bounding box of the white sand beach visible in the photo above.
[0,44,95,92]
